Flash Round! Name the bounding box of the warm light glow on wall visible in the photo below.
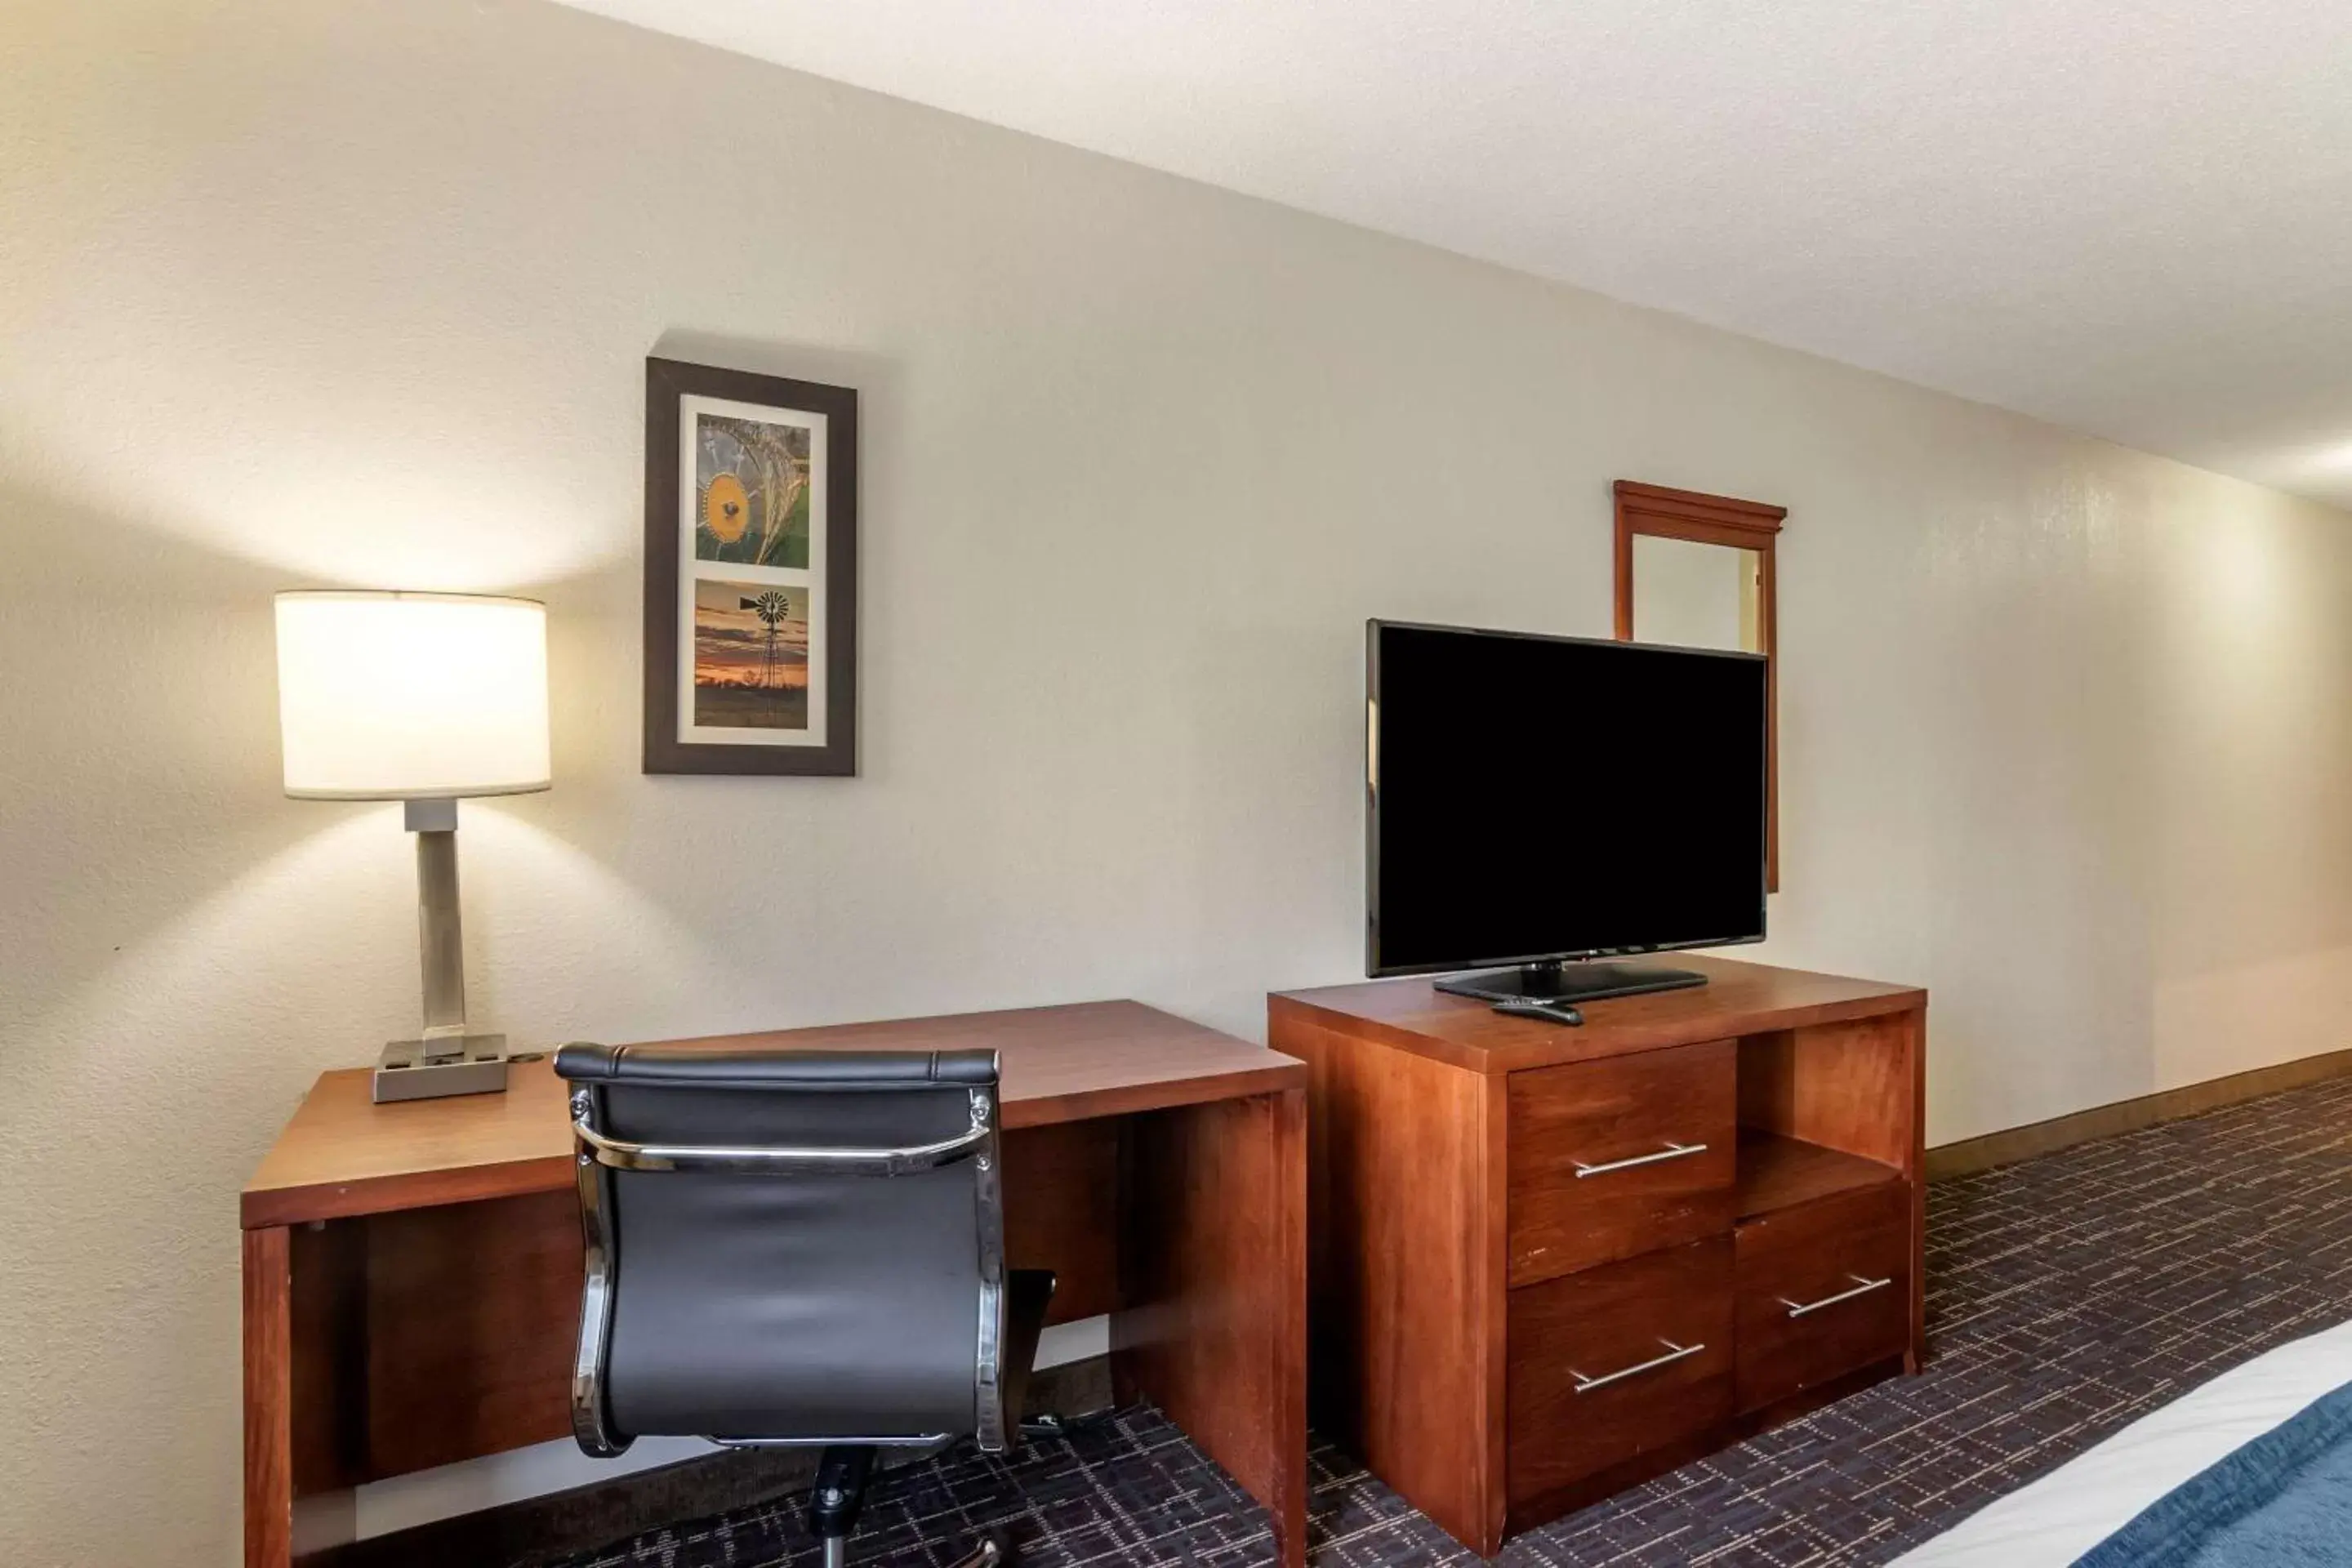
[2305,439,2352,478]
[275,591,551,800]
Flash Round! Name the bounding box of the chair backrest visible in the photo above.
[554,1043,1007,1456]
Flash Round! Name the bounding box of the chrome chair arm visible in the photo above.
[571,1103,991,1176]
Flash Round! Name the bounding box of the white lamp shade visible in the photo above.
[276,591,551,800]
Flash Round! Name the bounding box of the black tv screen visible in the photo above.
[1367,621,1767,976]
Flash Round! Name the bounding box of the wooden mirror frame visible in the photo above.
[1612,479,1786,892]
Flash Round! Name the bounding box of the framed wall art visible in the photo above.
[642,357,858,775]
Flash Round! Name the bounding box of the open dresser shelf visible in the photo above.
[1735,1127,1904,1222]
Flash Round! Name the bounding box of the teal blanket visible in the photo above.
[2074,1379,2352,1566]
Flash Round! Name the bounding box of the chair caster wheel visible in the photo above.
[951,1526,1018,1567]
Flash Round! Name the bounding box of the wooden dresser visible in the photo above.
[1270,955,1926,1555]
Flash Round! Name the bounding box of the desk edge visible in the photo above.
[241,1056,1309,1229]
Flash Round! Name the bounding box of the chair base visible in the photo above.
[947,1527,1014,1566]
[808,1448,1020,1567]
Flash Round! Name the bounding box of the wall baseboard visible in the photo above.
[1926,1047,2352,1180]
[305,1356,1113,1568]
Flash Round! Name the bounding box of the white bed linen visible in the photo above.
[1890,1317,2352,1567]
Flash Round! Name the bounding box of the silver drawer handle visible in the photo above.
[1573,1140,1708,1178]
[1571,1339,1705,1393]
[1780,1274,1894,1319]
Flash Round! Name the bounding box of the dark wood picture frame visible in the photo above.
[643,357,858,776]
[1612,480,1785,891]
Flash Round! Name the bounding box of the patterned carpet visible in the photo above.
[555,1076,2352,1567]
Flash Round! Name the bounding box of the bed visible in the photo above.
[1891,1318,2352,1566]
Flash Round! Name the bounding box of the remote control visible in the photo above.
[1493,1000,1585,1027]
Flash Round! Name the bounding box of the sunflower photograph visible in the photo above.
[694,411,813,568]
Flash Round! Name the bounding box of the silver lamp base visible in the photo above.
[374,1033,511,1103]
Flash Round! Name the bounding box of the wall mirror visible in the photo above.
[1612,480,1786,890]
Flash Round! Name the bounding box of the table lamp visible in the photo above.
[274,590,551,1103]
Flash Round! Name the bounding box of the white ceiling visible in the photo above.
[558,0,2352,510]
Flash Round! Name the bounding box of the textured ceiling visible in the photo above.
[555,0,2352,510]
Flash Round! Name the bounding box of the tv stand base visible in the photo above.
[1436,959,1708,1006]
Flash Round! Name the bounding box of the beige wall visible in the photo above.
[7,0,2352,1561]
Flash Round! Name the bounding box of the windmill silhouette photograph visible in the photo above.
[691,578,809,732]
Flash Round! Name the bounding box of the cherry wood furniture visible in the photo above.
[241,1002,1307,1568]
[1271,954,1925,1557]
[1613,479,1787,890]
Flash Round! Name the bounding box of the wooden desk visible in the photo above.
[243,1001,1308,1568]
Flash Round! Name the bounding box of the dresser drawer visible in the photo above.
[1735,1181,1909,1412]
[1507,1236,1734,1505]
[1507,1040,1736,1285]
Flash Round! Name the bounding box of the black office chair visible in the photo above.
[555,1042,1055,1568]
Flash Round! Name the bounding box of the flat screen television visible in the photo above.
[1367,619,1767,1005]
